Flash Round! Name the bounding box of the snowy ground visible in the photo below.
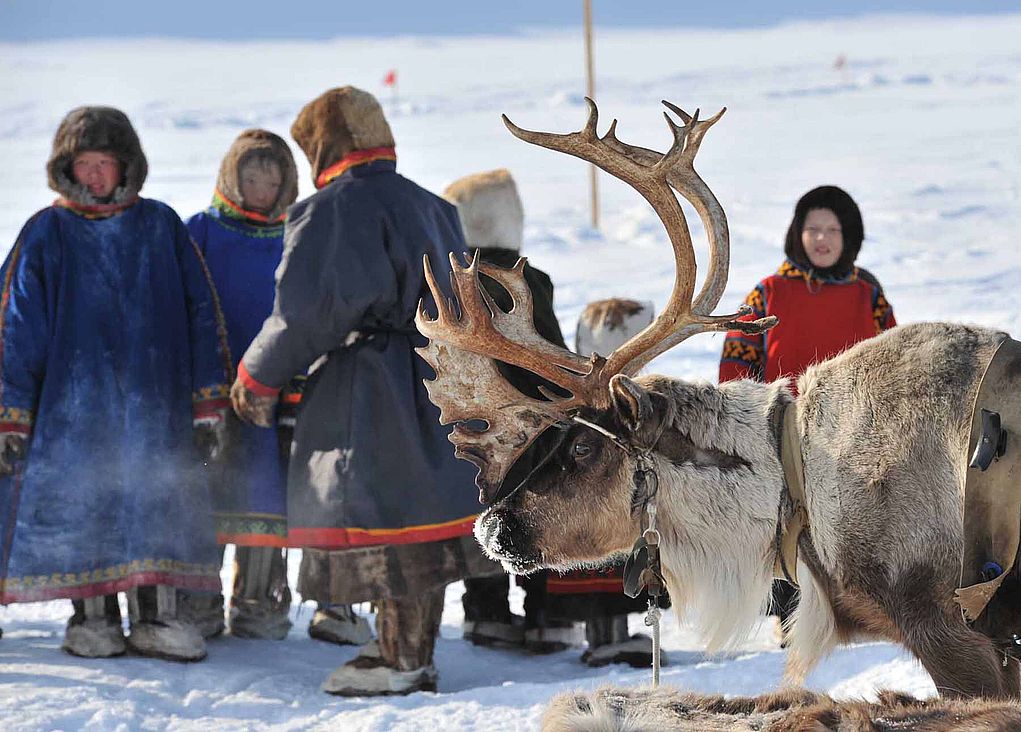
[1,12,1019,730]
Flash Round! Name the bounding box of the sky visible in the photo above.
[1,0,1018,40]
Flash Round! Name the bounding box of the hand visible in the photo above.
[0,433,27,476]
[230,378,277,428]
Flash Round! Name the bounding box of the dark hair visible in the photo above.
[783,185,864,279]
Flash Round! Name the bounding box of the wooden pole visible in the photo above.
[583,0,599,229]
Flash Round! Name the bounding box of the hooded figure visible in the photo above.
[442,169,587,654]
[230,87,498,695]
[184,129,300,641]
[0,107,231,662]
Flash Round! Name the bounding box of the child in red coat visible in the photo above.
[719,185,896,634]
[720,185,895,388]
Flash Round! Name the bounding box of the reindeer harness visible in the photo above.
[773,401,809,587]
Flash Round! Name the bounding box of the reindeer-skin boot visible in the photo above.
[177,590,225,639]
[230,546,292,640]
[63,595,126,658]
[580,614,666,668]
[308,603,372,646]
[127,585,206,662]
[322,589,442,696]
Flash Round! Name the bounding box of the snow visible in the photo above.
[0,11,1018,729]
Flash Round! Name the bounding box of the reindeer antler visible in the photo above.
[417,99,776,502]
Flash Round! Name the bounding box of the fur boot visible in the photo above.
[127,586,206,662]
[62,595,126,658]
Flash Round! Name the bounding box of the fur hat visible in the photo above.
[290,87,395,183]
[216,129,299,222]
[783,185,864,279]
[442,169,524,252]
[47,106,147,205]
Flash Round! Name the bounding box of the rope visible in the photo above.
[645,601,662,687]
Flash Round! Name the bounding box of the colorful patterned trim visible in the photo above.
[289,514,477,549]
[215,513,288,548]
[0,407,34,435]
[212,188,286,226]
[54,197,138,220]
[207,208,284,239]
[238,361,280,397]
[872,289,896,334]
[315,147,397,189]
[0,558,221,604]
[776,259,859,285]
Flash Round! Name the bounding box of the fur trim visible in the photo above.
[543,685,1021,731]
[47,106,147,205]
[442,169,524,252]
[215,129,299,223]
[290,87,395,183]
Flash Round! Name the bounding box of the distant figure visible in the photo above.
[230,87,498,696]
[0,106,230,662]
[444,168,582,655]
[719,184,896,635]
[183,129,300,641]
[576,298,655,357]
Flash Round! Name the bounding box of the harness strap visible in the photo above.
[774,401,809,586]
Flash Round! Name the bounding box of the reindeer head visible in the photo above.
[416,99,776,571]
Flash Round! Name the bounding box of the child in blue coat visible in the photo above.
[184,130,299,639]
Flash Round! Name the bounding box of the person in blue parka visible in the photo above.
[0,107,231,662]
[183,129,300,641]
[230,87,500,696]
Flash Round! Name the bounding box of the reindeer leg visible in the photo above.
[890,567,1017,699]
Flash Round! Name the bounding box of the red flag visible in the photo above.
[383,69,397,87]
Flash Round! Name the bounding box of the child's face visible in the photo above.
[801,207,844,269]
[239,160,283,214]
[72,151,121,200]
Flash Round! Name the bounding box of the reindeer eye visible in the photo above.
[573,442,592,458]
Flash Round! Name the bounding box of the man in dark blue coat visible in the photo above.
[231,87,498,695]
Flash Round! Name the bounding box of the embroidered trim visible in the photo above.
[238,361,280,397]
[212,188,286,226]
[206,209,284,239]
[315,147,397,189]
[54,197,138,220]
[776,259,859,286]
[215,513,288,548]
[0,407,34,434]
[0,558,221,604]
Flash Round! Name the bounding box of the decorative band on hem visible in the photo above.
[1,570,220,604]
[289,514,477,549]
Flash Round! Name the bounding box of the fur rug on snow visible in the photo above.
[542,686,1021,731]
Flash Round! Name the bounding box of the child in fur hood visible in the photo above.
[183,129,300,641]
[0,106,231,662]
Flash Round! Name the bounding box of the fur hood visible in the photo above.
[442,169,524,252]
[290,87,395,184]
[215,129,299,223]
[47,106,147,205]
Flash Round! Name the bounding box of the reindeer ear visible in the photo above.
[609,375,653,434]
[609,374,674,448]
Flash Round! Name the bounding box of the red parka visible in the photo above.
[719,259,895,387]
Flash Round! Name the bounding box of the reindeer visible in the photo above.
[415,99,1020,699]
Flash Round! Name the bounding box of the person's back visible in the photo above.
[231,87,497,696]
